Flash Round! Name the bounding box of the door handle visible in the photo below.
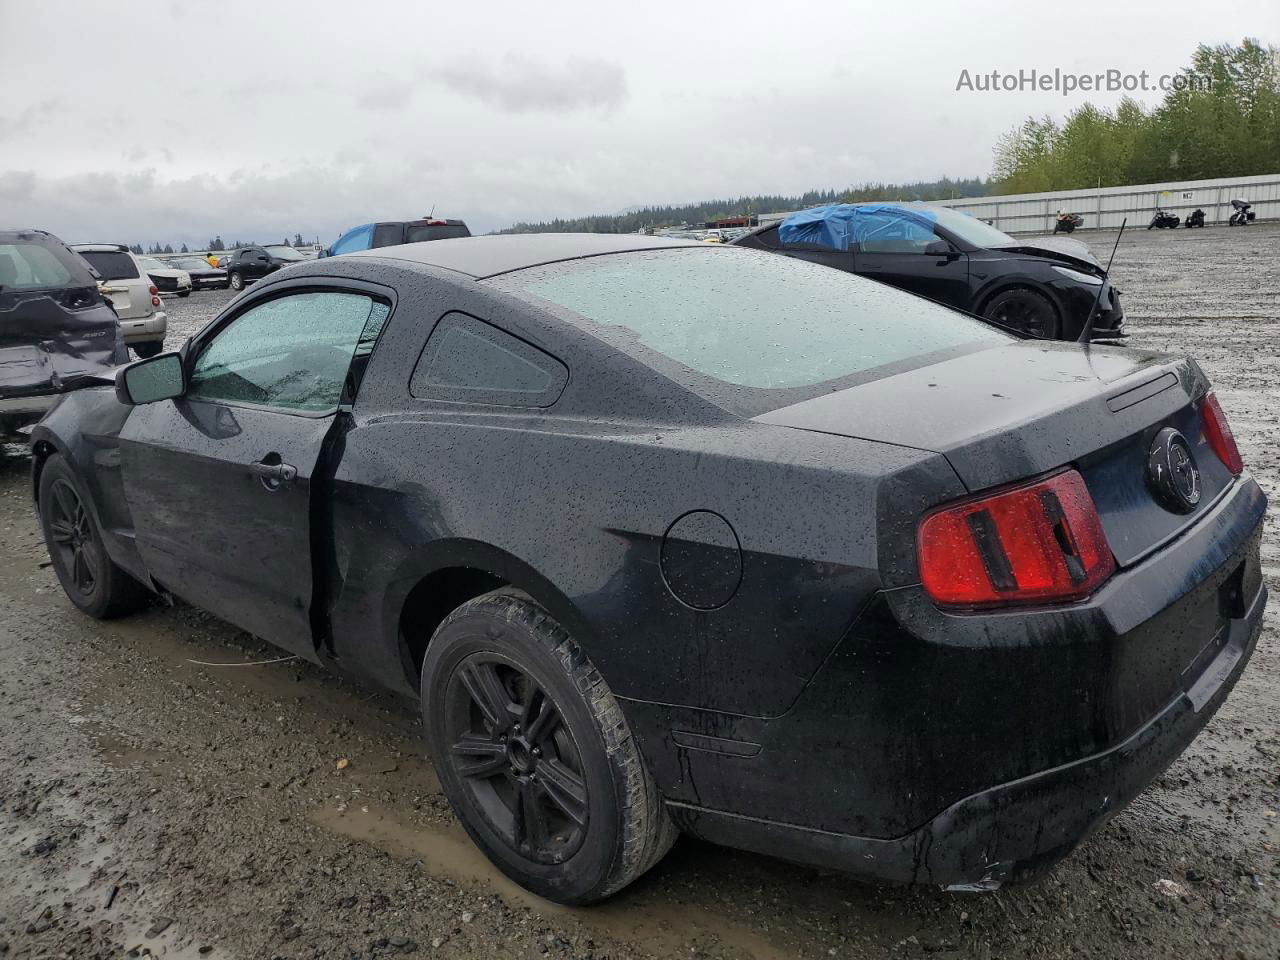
[250,459,297,484]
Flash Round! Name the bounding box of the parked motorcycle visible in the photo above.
[1054,212,1084,234]
[1228,198,1255,226]
[1184,208,1206,228]
[1148,208,1181,229]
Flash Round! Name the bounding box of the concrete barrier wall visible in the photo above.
[933,174,1279,234]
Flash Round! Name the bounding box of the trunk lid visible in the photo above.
[755,341,1233,568]
[0,290,124,398]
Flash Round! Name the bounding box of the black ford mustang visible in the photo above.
[30,235,1265,904]
[733,202,1126,341]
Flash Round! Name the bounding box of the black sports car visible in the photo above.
[30,235,1265,904]
[171,256,230,291]
[734,202,1125,341]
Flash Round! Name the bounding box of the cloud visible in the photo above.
[433,54,627,113]
[0,99,64,140]
[354,78,416,111]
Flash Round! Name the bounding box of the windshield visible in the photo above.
[265,245,305,260]
[174,258,213,270]
[138,257,167,270]
[489,247,1008,416]
[928,206,1016,247]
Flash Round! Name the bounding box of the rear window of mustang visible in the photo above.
[489,247,1008,414]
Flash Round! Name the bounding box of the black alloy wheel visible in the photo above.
[38,454,151,619]
[445,655,589,863]
[46,478,98,598]
[984,288,1062,340]
[421,591,676,904]
[229,271,244,290]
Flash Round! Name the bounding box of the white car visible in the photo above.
[137,255,192,298]
[70,244,168,358]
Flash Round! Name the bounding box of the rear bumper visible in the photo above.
[119,311,167,345]
[0,392,57,438]
[671,578,1265,889]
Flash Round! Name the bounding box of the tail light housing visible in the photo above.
[1201,393,1243,476]
[919,470,1115,610]
[148,284,159,295]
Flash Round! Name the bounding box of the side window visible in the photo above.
[331,225,374,256]
[410,312,567,408]
[860,214,937,254]
[188,291,391,412]
[371,223,404,248]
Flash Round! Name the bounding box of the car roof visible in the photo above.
[348,233,704,279]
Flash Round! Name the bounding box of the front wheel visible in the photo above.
[421,591,676,904]
[229,271,244,291]
[38,455,151,619]
[983,288,1061,340]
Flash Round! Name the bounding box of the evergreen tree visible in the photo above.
[992,38,1279,193]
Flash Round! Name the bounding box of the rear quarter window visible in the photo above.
[410,312,567,407]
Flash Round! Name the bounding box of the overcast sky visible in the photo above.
[1,0,1273,247]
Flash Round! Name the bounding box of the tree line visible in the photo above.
[990,39,1277,193]
[132,233,310,255]
[496,178,991,235]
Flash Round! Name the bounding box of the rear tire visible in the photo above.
[983,288,1061,340]
[229,271,244,291]
[178,291,190,298]
[132,341,162,359]
[421,591,676,904]
[38,454,151,620]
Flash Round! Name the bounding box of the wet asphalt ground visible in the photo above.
[1,224,1278,959]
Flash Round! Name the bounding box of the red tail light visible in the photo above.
[151,295,162,307]
[918,470,1115,609]
[148,284,159,296]
[1201,393,1243,476]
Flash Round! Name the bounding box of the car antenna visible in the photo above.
[1077,218,1126,344]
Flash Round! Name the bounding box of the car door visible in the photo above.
[118,285,392,660]
[244,246,272,280]
[853,213,970,310]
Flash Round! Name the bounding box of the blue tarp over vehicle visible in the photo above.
[778,203,939,251]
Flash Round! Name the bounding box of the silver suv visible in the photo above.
[70,244,167,357]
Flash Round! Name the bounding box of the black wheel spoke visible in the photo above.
[72,547,94,591]
[451,733,507,780]
[538,759,588,826]
[460,662,517,734]
[522,687,559,744]
[514,778,550,850]
[53,484,78,527]
[48,519,76,545]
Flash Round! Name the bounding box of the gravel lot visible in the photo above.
[1,226,1278,959]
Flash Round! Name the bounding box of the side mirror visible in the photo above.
[924,239,955,258]
[116,352,185,406]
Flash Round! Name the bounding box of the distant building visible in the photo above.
[704,215,758,229]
